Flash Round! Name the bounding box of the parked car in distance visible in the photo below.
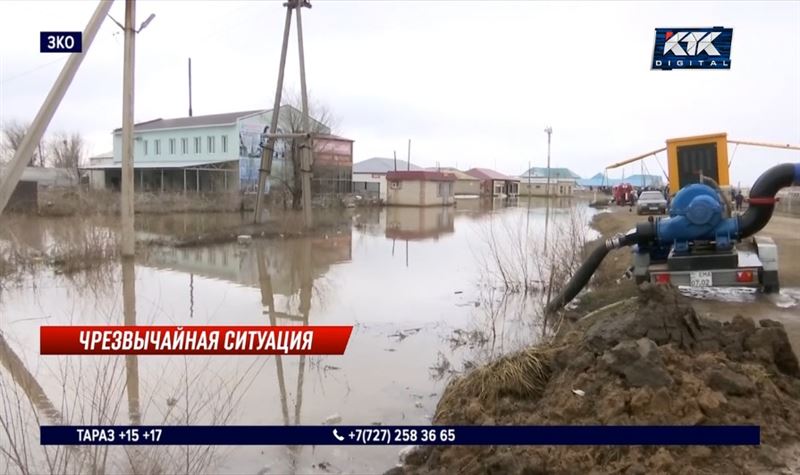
[637,190,668,215]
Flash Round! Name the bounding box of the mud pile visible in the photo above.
[395,284,800,475]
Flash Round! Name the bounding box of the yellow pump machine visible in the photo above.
[606,132,798,195]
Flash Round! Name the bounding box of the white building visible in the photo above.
[352,157,423,201]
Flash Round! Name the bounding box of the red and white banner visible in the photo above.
[40,326,353,355]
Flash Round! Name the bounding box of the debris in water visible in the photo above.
[454,290,463,294]
[237,234,252,244]
[389,327,422,341]
[448,328,489,350]
[322,414,342,425]
[414,401,424,409]
[398,445,417,463]
[429,352,454,381]
[572,389,585,397]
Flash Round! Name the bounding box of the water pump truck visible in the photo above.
[546,162,800,314]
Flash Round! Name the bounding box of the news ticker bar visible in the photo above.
[40,326,353,355]
[41,425,760,446]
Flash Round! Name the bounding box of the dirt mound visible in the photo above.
[394,284,800,475]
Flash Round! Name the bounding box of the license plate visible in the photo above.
[690,271,712,287]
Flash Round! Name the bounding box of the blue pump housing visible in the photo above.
[655,183,738,254]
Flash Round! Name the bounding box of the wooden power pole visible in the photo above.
[121,0,137,257]
[253,0,315,227]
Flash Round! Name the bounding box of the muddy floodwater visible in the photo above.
[2,198,798,474]
[0,198,588,474]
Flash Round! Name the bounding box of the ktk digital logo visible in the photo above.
[652,27,733,70]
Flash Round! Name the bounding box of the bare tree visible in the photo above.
[277,90,339,209]
[49,132,85,180]
[1,120,47,166]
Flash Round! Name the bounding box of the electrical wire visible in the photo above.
[728,143,739,168]
[0,57,68,85]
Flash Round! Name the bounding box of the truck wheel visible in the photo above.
[763,284,780,294]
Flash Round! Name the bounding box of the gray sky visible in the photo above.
[1,1,798,184]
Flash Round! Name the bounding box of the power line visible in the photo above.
[0,57,68,85]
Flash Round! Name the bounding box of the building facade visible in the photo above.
[86,106,352,194]
[385,170,456,207]
[518,178,575,197]
[465,168,520,197]
[352,158,423,202]
[426,167,481,196]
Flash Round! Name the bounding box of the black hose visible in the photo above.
[738,163,799,238]
[544,163,799,315]
[545,231,638,314]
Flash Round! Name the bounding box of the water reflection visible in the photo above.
[1,201,602,474]
[256,241,312,474]
[122,257,141,427]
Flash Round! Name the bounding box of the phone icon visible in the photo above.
[332,429,345,442]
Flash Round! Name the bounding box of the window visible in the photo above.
[169,138,176,155]
[154,139,161,155]
[181,138,188,154]
[194,137,201,153]
[143,140,148,155]
[221,135,228,153]
[207,136,215,153]
[390,181,400,190]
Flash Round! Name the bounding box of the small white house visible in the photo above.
[352,157,423,201]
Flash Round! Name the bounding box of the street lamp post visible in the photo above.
[544,126,553,199]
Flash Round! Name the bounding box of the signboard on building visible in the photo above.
[238,115,287,192]
[314,137,353,166]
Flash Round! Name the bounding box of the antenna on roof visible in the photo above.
[393,150,397,171]
[188,58,193,117]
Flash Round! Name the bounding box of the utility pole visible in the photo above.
[120,0,137,257]
[544,126,552,199]
[188,58,193,117]
[543,126,553,254]
[0,0,112,216]
[253,4,293,224]
[253,0,314,227]
[527,160,531,195]
[407,139,411,171]
[295,0,313,227]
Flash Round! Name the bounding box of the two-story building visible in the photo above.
[84,105,353,194]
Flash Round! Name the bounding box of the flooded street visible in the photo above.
[0,198,589,474]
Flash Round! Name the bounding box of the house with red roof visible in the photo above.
[465,168,520,197]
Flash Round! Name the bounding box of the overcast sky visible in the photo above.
[1,1,798,184]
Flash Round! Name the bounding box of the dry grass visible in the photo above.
[434,346,557,424]
[435,346,554,412]
[0,215,119,287]
[37,188,247,217]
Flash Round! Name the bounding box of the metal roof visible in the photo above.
[424,167,479,180]
[113,110,265,133]
[81,158,239,170]
[353,157,423,174]
[521,167,581,179]
[465,167,518,181]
